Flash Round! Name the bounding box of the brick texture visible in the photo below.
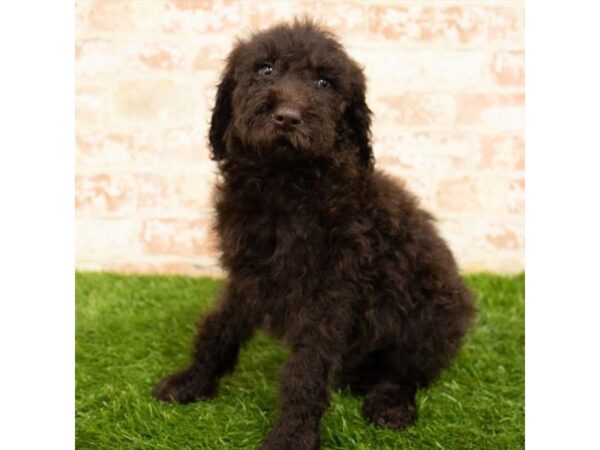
[76,0,524,276]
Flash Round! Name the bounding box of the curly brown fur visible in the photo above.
[153,20,476,450]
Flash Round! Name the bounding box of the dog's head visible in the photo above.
[209,20,373,168]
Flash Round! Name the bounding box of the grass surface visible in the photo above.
[76,273,524,449]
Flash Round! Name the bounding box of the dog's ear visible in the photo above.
[344,69,374,168]
[208,71,235,161]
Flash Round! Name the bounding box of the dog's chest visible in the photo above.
[217,176,327,278]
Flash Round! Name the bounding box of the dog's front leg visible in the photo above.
[261,345,334,450]
[153,285,254,404]
[261,307,350,450]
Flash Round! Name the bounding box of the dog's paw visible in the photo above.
[260,424,319,450]
[152,368,216,404]
[362,395,417,430]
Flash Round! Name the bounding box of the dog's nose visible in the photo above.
[272,105,302,129]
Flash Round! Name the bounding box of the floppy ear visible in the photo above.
[344,73,374,168]
[208,72,235,161]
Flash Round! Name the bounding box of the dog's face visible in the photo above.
[209,21,373,167]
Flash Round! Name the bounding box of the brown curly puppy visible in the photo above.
[153,20,476,450]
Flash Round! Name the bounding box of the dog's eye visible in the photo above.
[316,78,330,89]
[258,63,273,76]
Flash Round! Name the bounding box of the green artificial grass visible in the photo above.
[76,272,524,449]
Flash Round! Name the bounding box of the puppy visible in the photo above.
[153,20,476,450]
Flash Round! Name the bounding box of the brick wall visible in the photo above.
[75,0,525,276]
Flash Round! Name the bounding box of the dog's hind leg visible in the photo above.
[362,378,418,430]
[341,346,420,429]
[358,289,475,429]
